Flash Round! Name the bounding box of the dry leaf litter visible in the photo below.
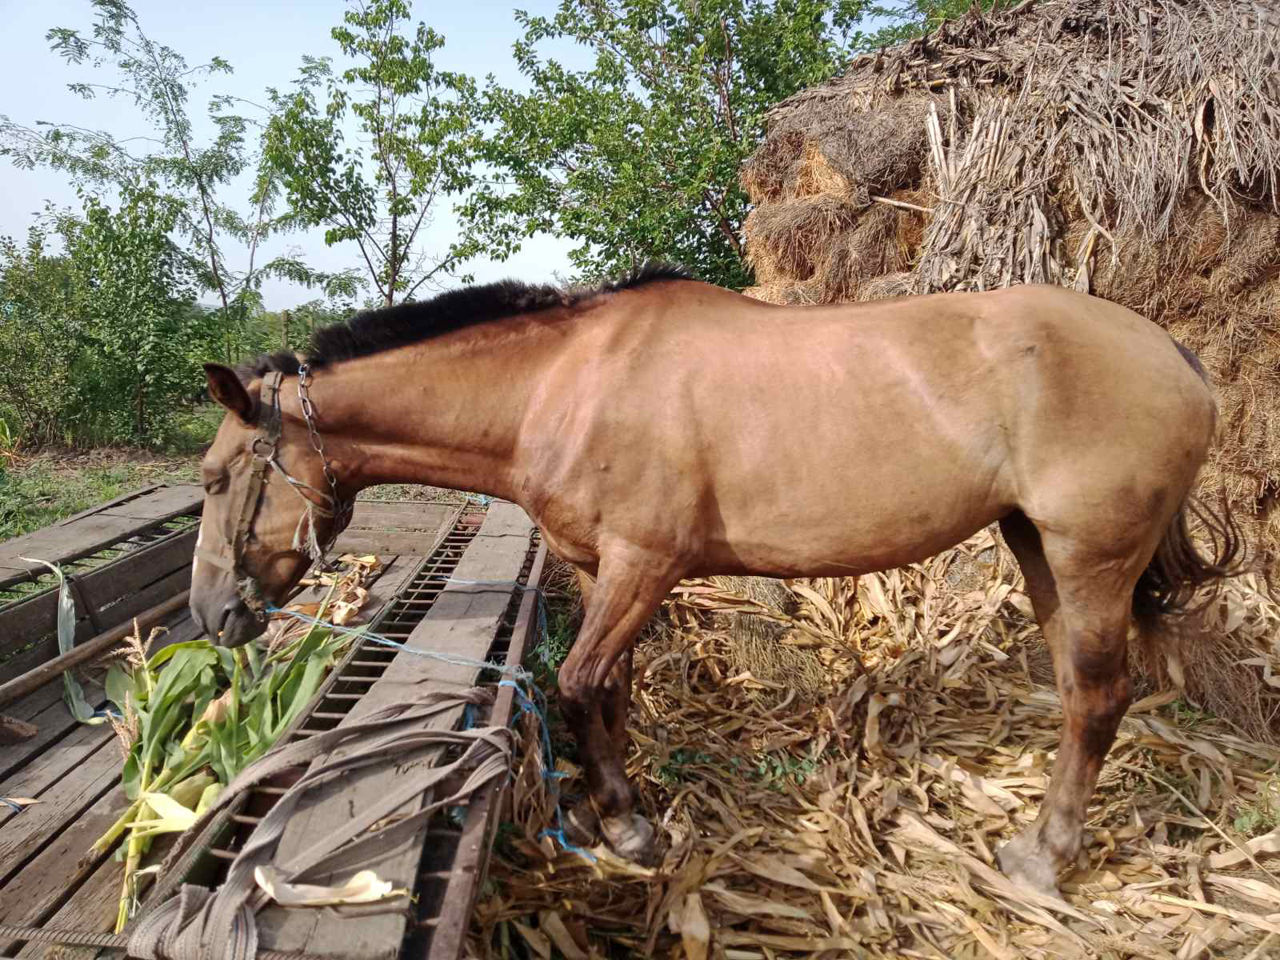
[471,535,1280,959]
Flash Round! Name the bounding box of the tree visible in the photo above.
[0,228,84,446]
[462,0,873,289]
[862,1,1007,48]
[0,188,199,445]
[63,186,197,439]
[263,0,477,307]
[0,0,358,362]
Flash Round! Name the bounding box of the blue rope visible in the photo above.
[499,678,596,862]
[1,797,28,815]
[266,576,596,862]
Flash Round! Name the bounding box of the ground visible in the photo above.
[471,540,1280,960]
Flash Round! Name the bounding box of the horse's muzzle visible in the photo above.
[192,592,267,648]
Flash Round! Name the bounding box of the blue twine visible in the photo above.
[0,797,27,815]
[267,576,596,862]
[499,678,596,863]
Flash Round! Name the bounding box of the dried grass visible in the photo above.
[471,550,1280,959]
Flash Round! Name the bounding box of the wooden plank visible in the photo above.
[54,485,163,525]
[258,503,534,959]
[332,532,462,555]
[13,849,123,960]
[94,567,191,630]
[0,529,197,658]
[0,614,200,778]
[97,484,202,522]
[0,735,123,869]
[0,679,105,781]
[333,502,459,557]
[0,720,115,837]
[77,529,197,614]
[346,501,458,529]
[0,640,60,686]
[0,794,121,956]
[425,541,547,960]
[0,515,162,577]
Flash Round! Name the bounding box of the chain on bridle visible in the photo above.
[196,364,354,616]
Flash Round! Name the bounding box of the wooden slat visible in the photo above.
[0,614,201,778]
[425,541,547,960]
[346,501,458,529]
[77,529,197,612]
[13,849,123,960]
[0,735,123,871]
[0,794,121,956]
[257,503,534,959]
[333,502,459,557]
[0,721,117,843]
[96,484,202,522]
[54,485,164,525]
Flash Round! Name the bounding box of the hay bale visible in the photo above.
[739,0,1280,735]
[707,576,828,700]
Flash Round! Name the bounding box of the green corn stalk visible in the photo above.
[20,557,103,724]
[96,578,364,932]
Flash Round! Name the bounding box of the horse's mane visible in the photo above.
[244,262,691,376]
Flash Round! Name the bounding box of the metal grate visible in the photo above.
[196,507,493,880]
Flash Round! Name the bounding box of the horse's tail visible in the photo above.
[1132,336,1245,631]
[1132,497,1245,632]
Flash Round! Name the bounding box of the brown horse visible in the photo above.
[191,266,1239,895]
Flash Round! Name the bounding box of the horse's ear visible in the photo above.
[204,364,257,424]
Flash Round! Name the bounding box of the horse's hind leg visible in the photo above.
[558,549,676,862]
[996,511,1139,894]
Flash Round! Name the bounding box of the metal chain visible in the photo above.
[296,363,353,550]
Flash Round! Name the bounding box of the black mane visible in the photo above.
[245,262,691,377]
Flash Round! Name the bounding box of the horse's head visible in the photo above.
[190,363,351,647]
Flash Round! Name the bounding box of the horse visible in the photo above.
[190,265,1240,895]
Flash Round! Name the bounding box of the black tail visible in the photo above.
[1134,336,1246,629]
[1133,496,1245,631]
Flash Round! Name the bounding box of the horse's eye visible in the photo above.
[204,475,228,496]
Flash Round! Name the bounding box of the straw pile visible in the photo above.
[740,0,1280,567]
[471,553,1280,958]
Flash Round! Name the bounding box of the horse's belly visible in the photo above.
[697,443,1009,579]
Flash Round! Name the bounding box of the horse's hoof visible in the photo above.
[996,829,1065,899]
[600,812,658,865]
[563,801,601,847]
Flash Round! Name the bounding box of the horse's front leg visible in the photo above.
[557,548,675,863]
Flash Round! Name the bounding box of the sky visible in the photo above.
[0,0,591,309]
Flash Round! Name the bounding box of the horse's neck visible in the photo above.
[310,334,544,501]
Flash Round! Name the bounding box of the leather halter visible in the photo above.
[195,369,351,616]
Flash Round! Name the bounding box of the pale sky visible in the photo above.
[0,0,589,309]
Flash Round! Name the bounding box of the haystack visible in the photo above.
[733,0,1280,737]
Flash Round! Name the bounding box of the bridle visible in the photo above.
[196,364,355,616]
